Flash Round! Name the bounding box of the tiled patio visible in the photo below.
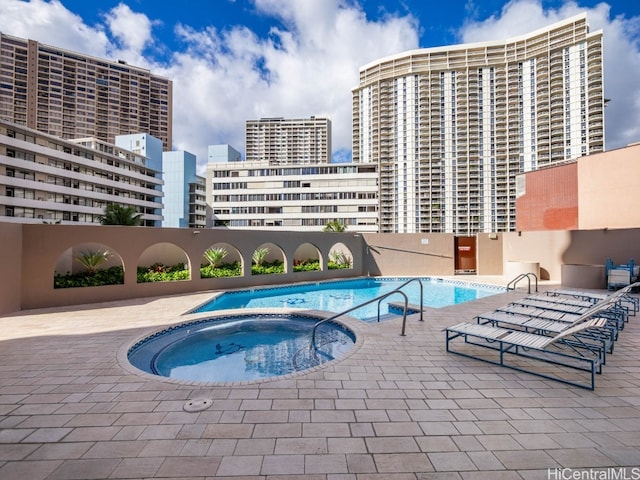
[1,281,639,479]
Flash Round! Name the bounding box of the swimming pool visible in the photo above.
[127,314,356,383]
[193,277,502,321]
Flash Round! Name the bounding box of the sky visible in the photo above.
[1,0,639,172]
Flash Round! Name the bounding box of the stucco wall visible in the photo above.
[362,233,455,276]
[0,222,22,313]
[502,228,640,284]
[578,144,640,229]
[18,225,367,312]
[3,222,640,315]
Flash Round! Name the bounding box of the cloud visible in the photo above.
[164,0,420,167]
[1,0,637,172]
[0,0,111,57]
[458,0,640,150]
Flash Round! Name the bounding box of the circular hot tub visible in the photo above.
[127,313,356,383]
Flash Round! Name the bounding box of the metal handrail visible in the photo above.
[391,278,425,322]
[309,278,423,349]
[506,272,538,293]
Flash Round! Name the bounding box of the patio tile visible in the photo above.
[373,452,434,473]
[261,454,305,475]
[429,452,477,471]
[0,459,62,480]
[47,458,120,479]
[216,455,263,476]
[155,455,222,477]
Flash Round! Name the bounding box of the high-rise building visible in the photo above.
[245,117,331,164]
[162,150,206,228]
[0,32,173,150]
[0,119,163,225]
[352,13,604,234]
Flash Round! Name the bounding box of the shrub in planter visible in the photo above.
[200,261,242,278]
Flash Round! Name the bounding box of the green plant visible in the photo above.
[204,247,228,268]
[98,203,143,226]
[251,260,284,275]
[136,263,190,283]
[54,266,124,288]
[328,250,352,269]
[200,261,242,278]
[293,259,320,272]
[75,249,110,275]
[252,247,269,266]
[323,219,347,232]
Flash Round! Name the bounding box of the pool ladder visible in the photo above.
[506,272,538,294]
[309,278,425,351]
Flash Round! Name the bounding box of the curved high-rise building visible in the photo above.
[352,13,604,234]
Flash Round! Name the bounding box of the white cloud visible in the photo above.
[0,0,111,57]
[1,0,637,171]
[458,0,640,150]
[164,0,420,167]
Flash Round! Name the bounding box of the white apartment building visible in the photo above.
[245,117,331,164]
[0,120,163,225]
[352,13,604,234]
[206,158,378,231]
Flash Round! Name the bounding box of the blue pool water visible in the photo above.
[128,314,355,383]
[193,277,501,321]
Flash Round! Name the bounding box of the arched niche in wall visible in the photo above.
[200,242,243,278]
[328,242,353,270]
[53,242,124,288]
[137,242,190,283]
[293,242,321,272]
[251,242,286,275]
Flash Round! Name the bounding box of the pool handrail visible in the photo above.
[310,290,409,351]
[393,278,425,322]
[310,278,427,349]
[506,272,538,293]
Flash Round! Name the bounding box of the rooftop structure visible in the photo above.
[0,32,173,150]
[352,13,604,234]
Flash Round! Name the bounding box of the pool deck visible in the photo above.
[1,278,639,479]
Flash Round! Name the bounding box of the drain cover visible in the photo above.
[183,398,213,412]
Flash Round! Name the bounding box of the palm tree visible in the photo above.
[323,219,347,232]
[99,203,143,226]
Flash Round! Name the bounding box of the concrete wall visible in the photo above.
[0,222,22,313]
[501,228,640,284]
[578,144,640,229]
[17,225,367,312]
[476,233,503,275]
[3,222,640,315]
[362,233,455,276]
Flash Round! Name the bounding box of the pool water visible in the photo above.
[193,277,501,321]
[128,314,355,383]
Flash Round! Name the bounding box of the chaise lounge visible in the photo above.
[445,317,609,390]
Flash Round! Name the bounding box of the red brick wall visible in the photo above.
[516,162,578,231]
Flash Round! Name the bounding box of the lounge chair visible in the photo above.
[475,301,618,354]
[445,317,609,390]
[546,282,639,313]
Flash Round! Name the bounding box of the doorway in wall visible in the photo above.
[454,236,476,274]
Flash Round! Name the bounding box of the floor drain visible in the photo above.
[183,398,213,412]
